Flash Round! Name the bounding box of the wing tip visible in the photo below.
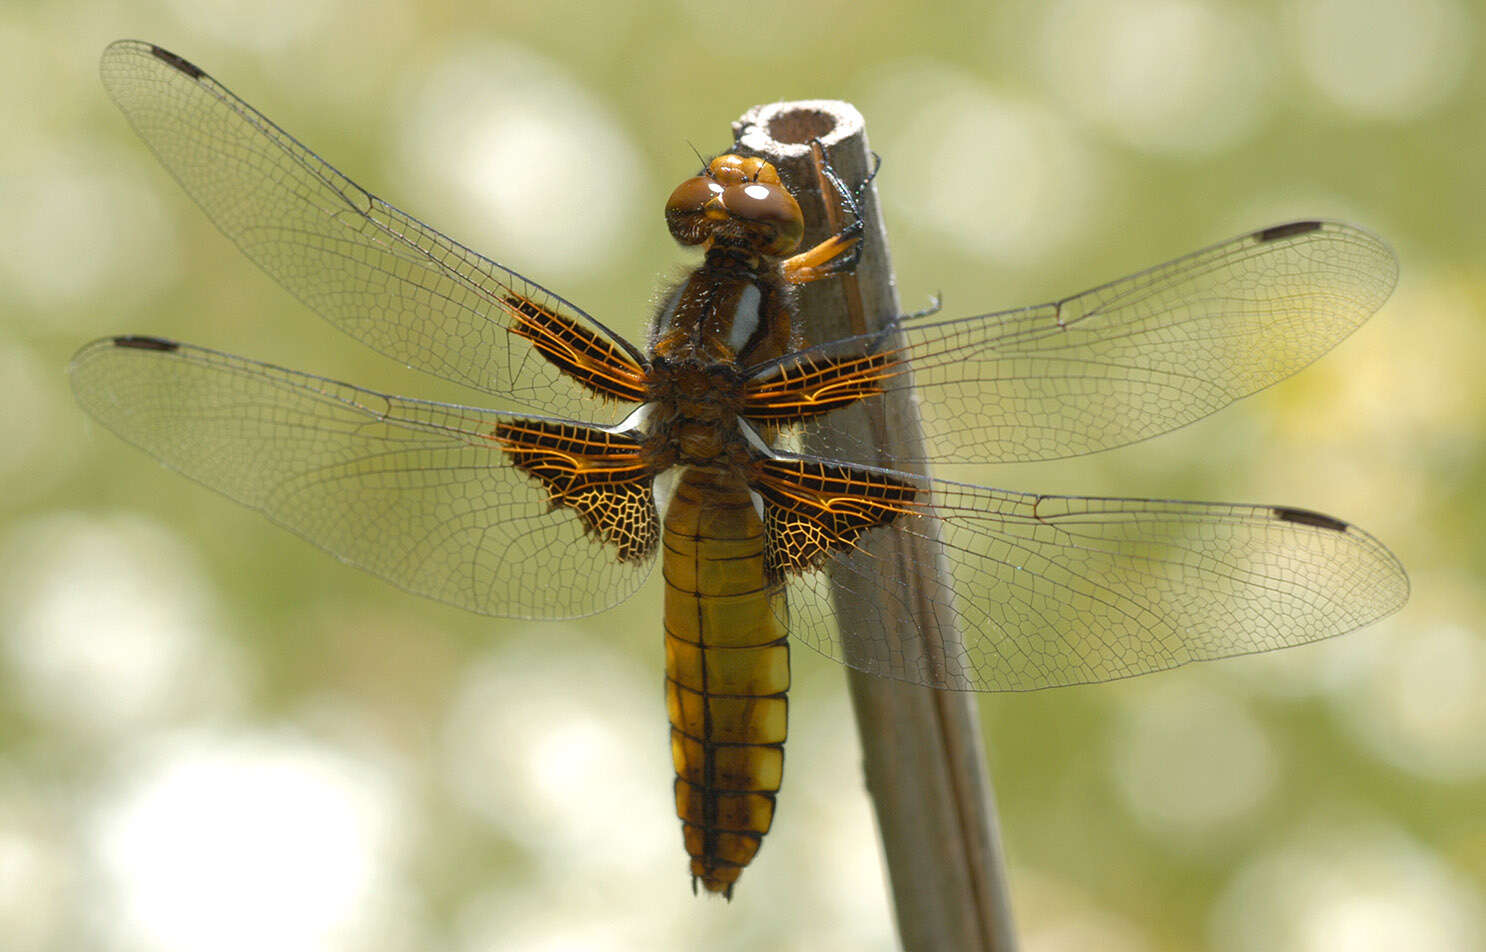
[1256,220,1324,243]
[111,334,182,353]
[146,44,206,80]
[1272,505,1350,533]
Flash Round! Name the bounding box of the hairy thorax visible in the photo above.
[641,246,795,472]
[644,359,749,467]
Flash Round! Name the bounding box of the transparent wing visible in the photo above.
[779,461,1409,691]
[758,221,1397,465]
[100,40,646,418]
[69,336,656,618]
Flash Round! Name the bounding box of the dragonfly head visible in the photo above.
[665,154,804,256]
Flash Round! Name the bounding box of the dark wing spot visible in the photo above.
[148,45,206,80]
[1274,506,1349,532]
[112,335,180,352]
[1257,221,1323,242]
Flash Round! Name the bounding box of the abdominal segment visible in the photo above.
[662,466,789,897]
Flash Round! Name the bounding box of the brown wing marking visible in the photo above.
[743,349,901,423]
[505,294,650,403]
[749,458,918,577]
[493,419,660,561]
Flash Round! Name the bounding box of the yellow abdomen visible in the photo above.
[663,466,789,897]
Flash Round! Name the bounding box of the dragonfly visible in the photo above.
[72,40,1409,898]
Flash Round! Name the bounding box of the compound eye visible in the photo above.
[665,175,723,245]
[667,175,722,214]
[721,181,804,254]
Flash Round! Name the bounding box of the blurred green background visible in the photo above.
[3,0,1483,950]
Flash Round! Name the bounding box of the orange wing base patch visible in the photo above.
[748,458,919,577]
[504,294,650,403]
[743,349,900,423]
[494,419,660,562]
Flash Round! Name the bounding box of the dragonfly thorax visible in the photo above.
[650,269,796,368]
[641,359,755,468]
[643,223,798,471]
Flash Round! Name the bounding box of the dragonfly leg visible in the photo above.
[780,139,869,285]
